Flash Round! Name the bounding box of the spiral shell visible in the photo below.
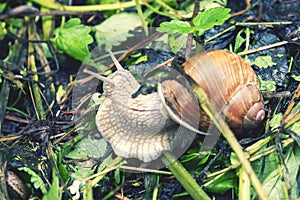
[182,50,265,133]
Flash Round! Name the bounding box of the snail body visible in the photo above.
[84,51,197,162]
[84,50,265,162]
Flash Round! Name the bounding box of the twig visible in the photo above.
[282,83,300,121]
[237,36,300,56]
[185,0,200,60]
[231,0,251,17]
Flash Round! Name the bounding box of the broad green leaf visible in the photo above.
[291,74,300,81]
[258,76,277,92]
[250,55,276,68]
[290,121,300,134]
[259,146,300,199]
[156,20,192,34]
[42,169,62,200]
[0,2,6,13]
[204,171,237,193]
[94,12,141,50]
[249,144,299,199]
[157,7,231,36]
[18,167,47,194]
[51,18,93,61]
[269,113,283,130]
[192,7,231,30]
[65,136,108,159]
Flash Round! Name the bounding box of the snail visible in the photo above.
[84,49,265,162]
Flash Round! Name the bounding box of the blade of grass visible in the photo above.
[0,27,26,135]
[239,166,250,200]
[27,19,46,120]
[162,151,211,200]
[31,0,149,12]
[0,78,10,136]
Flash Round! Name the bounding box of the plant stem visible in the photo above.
[239,167,250,200]
[162,151,211,200]
[0,78,10,136]
[28,22,46,120]
[135,0,148,35]
[144,3,181,19]
[31,0,150,11]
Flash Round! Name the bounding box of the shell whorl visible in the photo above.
[182,50,265,133]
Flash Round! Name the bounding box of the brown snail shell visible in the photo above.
[181,50,265,134]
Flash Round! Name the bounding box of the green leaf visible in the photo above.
[0,2,6,13]
[94,12,141,50]
[51,18,93,61]
[204,171,237,193]
[42,169,62,200]
[291,74,300,81]
[250,55,276,68]
[258,76,277,92]
[157,7,231,36]
[192,7,231,30]
[234,29,246,53]
[65,136,108,159]
[0,22,7,41]
[290,121,300,134]
[269,113,283,130]
[56,85,66,104]
[259,146,300,199]
[156,20,192,34]
[55,151,70,182]
[114,169,121,184]
[18,167,47,194]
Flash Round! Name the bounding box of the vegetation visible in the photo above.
[0,0,299,199]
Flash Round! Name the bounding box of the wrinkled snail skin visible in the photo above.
[95,70,174,162]
[182,50,265,134]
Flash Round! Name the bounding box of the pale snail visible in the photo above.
[84,49,265,162]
